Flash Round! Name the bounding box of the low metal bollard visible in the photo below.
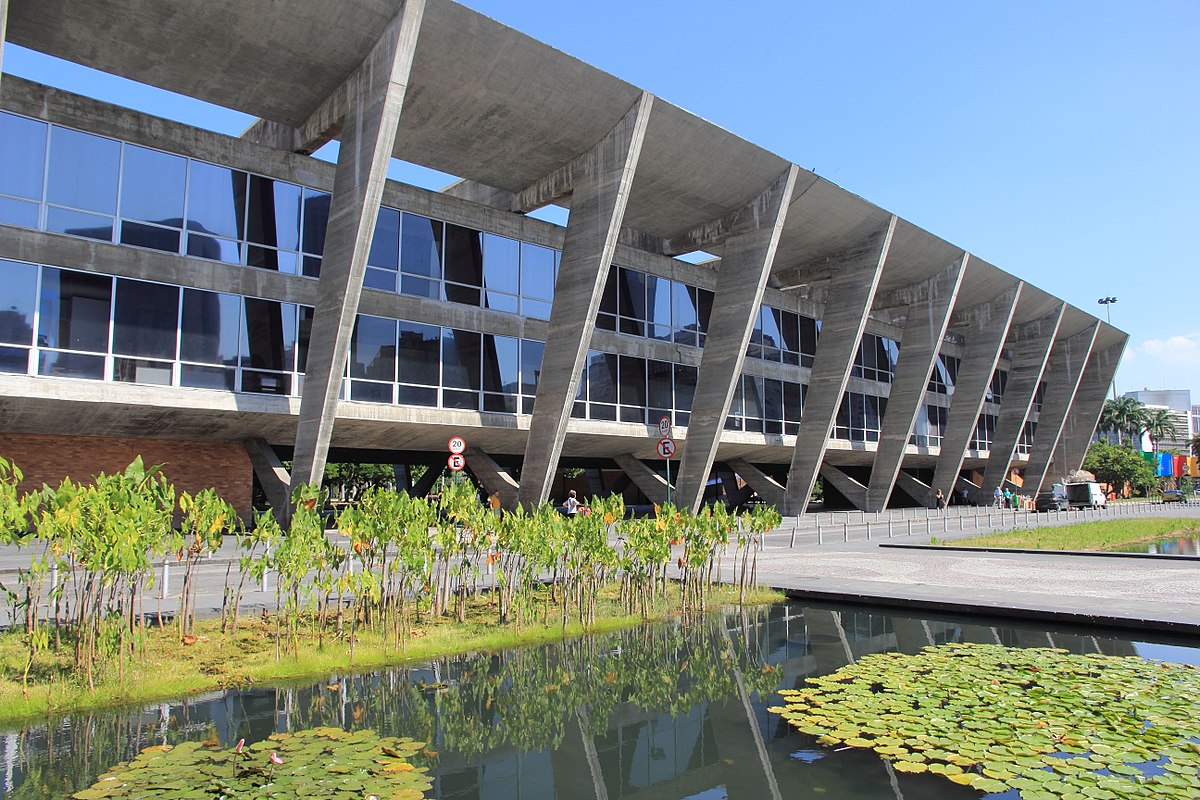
[160,561,169,600]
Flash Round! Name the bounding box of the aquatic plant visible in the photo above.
[72,727,432,799]
[769,642,1200,799]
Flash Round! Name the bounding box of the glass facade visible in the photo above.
[833,392,887,443]
[970,413,998,451]
[747,305,819,368]
[1016,420,1037,456]
[927,353,959,395]
[573,351,696,427]
[851,334,898,384]
[725,375,805,435]
[596,267,713,348]
[910,404,948,447]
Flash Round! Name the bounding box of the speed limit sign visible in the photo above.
[656,437,676,459]
[657,416,672,438]
[447,453,467,471]
[447,436,467,454]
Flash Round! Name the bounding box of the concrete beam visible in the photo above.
[674,166,799,512]
[289,0,426,492]
[725,459,787,508]
[783,216,897,513]
[464,446,520,509]
[517,93,654,508]
[979,305,1064,500]
[929,283,1022,504]
[818,465,867,510]
[243,438,291,515]
[612,454,670,507]
[1051,338,1126,482]
[240,3,426,156]
[1020,323,1100,495]
[893,469,931,505]
[771,229,892,291]
[439,179,517,212]
[865,255,966,511]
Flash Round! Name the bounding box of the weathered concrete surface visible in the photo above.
[783,217,896,514]
[518,93,653,508]
[979,305,1064,501]
[674,166,798,512]
[1051,336,1126,480]
[865,255,965,511]
[818,465,867,509]
[931,282,1021,504]
[725,458,786,508]
[612,453,670,507]
[1021,323,1099,495]
[463,446,520,509]
[290,0,426,492]
[0,0,9,84]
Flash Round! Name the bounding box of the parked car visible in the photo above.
[1160,490,1185,503]
[1035,491,1070,512]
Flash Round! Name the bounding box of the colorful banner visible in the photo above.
[1173,454,1187,478]
[1158,452,1173,477]
[1190,456,1199,478]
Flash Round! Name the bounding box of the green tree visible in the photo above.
[1190,434,1200,460]
[1082,441,1157,497]
[1102,396,1148,447]
[1143,408,1177,456]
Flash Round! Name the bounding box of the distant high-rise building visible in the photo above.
[1123,390,1193,451]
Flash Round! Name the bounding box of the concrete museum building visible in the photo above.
[0,0,1124,520]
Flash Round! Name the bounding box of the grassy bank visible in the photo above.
[0,584,784,727]
[951,517,1199,551]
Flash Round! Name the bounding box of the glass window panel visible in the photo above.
[586,351,617,404]
[181,363,235,391]
[443,389,478,410]
[481,334,519,394]
[113,279,178,359]
[400,275,439,299]
[523,299,551,320]
[186,161,247,240]
[119,144,185,226]
[38,350,104,380]
[0,346,29,374]
[350,380,392,404]
[647,359,673,411]
[38,268,111,353]
[180,289,240,366]
[779,310,800,354]
[444,225,483,287]
[246,245,298,274]
[443,282,480,307]
[400,214,442,278]
[784,381,804,422]
[47,127,120,214]
[293,306,313,374]
[46,207,113,241]
[120,221,181,253]
[0,197,39,228]
[241,298,297,372]
[618,355,645,409]
[441,328,481,390]
[483,291,519,314]
[187,234,241,264]
[799,315,819,357]
[520,336,543,395]
[764,378,784,422]
[618,268,646,321]
[364,267,398,293]
[672,283,698,347]
[350,314,397,381]
[398,321,439,386]
[761,308,784,359]
[301,189,331,256]
[0,113,47,200]
[368,206,400,269]
[302,256,322,279]
[674,364,696,411]
[646,276,672,340]
[241,370,292,395]
[695,289,714,335]
[0,260,38,346]
[619,405,644,424]
[598,269,617,316]
[590,403,616,421]
[743,375,765,419]
[483,234,519,294]
[520,243,556,301]
[398,384,437,407]
[246,175,301,251]
[483,393,518,414]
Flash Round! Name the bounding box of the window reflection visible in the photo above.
[0,260,38,346]
[0,112,47,201]
[47,127,120,215]
[114,279,178,360]
[38,268,111,353]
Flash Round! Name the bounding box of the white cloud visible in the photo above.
[1140,332,1200,367]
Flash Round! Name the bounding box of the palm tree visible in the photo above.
[1097,399,1122,443]
[1106,396,1147,447]
[1191,434,1200,460]
[1143,408,1177,456]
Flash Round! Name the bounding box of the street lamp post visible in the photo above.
[1097,296,1118,400]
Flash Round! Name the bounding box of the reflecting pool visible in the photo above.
[1,602,1196,799]
[1109,534,1200,556]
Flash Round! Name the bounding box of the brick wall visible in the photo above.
[0,434,253,522]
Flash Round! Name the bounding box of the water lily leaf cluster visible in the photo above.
[72,727,432,800]
[769,643,1200,799]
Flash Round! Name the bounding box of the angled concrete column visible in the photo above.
[1020,323,1099,495]
[818,465,867,509]
[674,167,799,512]
[979,305,1064,499]
[408,464,442,499]
[288,0,425,493]
[1051,337,1126,480]
[864,256,966,511]
[243,438,291,515]
[0,0,8,84]
[929,283,1022,504]
[517,94,654,508]
[464,447,520,509]
[725,459,787,508]
[892,470,931,504]
[612,454,670,506]
[783,216,897,514]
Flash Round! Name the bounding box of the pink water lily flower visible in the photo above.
[269,751,283,765]
[234,738,245,754]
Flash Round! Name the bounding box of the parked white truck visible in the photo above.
[1062,481,1107,509]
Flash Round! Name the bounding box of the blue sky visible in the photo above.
[5,0,1198,400]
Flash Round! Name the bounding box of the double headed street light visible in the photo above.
[1097,297,1118,400]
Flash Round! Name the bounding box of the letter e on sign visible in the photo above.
[448,436,467,454]
[448,453,467,471]
[657,437,676,459]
